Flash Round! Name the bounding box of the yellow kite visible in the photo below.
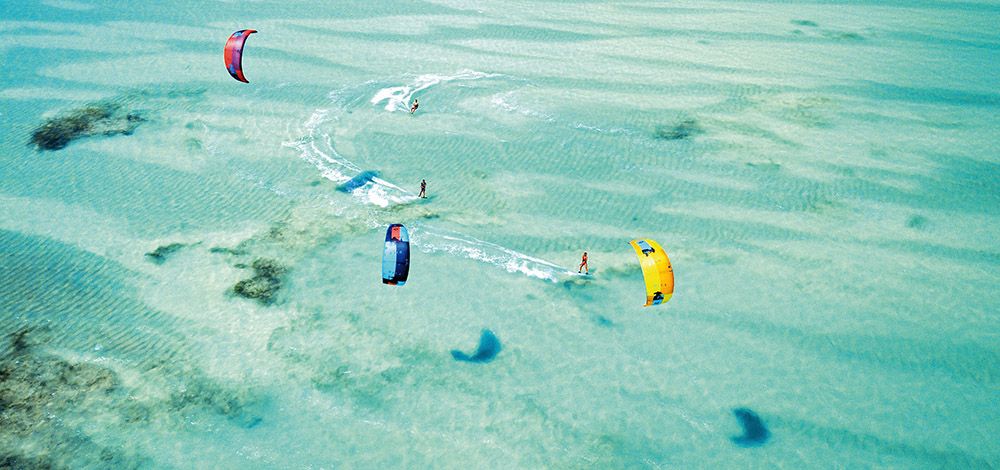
[629,239,674,306]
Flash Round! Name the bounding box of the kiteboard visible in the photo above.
[573,270,594,277]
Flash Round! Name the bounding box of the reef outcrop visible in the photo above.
[31,102,145,151]
[233,258,288,305]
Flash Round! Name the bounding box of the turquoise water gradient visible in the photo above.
[2,1,999,467]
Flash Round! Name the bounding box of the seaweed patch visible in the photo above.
[163,371,263,428]
[30,102,145,151]
[232,258,288,305]
[0,329,143,467]
[790,23,865,41]
[209,246,249,256]
[824,31,863,40]
[746,161,781,172]
[654,119,703,140]
[0,329,118,437]
[906,215,928,229]
[145,242,192,264]
[0,454,56,470]
[0,321,262,465]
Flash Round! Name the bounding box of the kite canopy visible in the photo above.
[224,29,257,83]
[629,239,674,306]
[382,224,410,285]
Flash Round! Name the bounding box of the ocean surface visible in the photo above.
[2,1,999,468]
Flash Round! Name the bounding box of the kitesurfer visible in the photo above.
[410,99,419,114]
[578,252,588,274]
[419,179,427,198]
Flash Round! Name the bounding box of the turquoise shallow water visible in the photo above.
[2,1,999,468]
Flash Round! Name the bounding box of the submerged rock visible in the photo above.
[209,246,249,256]
[232,258,288,305]
[0,328,255,467]
[264,224,289,242]
[30,102,145,151]
[233,277,277,302]
[251,258,287,279]
[0,329,118,438]
[0,454,57,470]
[9,328,32,354]
[654,119,703,140]
[166,375,262,428]
[144,243,187,264]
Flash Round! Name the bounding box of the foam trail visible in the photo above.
[288,71,501,205]
[409,224,574,283]
[285,76,572,282]
[370,70,497,112]
[490,91,555,122]
[283,108,355,185]
[353,178,418,208]
[284,108,418,208]
[490,90,637,136]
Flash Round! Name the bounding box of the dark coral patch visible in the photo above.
[232,258,288,305]
[145,243,187,264]
[1,329,118,439]
[30,102,145,151]
[654,119,703,140]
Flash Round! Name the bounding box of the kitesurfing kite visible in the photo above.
[382,224,410,285]
[224,29,257,83]
[629,239,674,306]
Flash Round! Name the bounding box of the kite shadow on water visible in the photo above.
[337,170,380,193]
[731,408,770,447]
[451,329,501,363]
